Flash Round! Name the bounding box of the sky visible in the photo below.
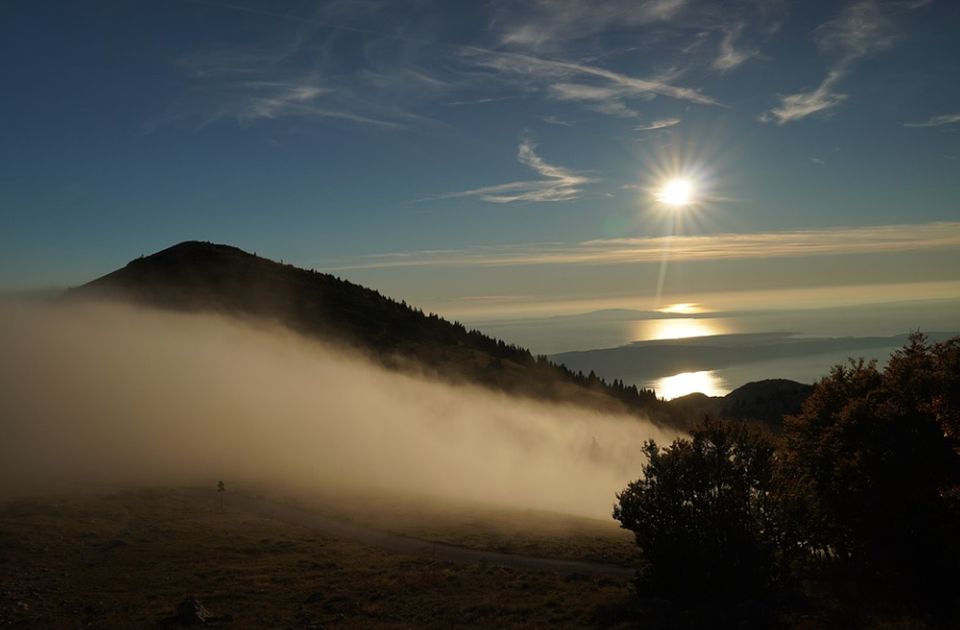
[2,0,959,324]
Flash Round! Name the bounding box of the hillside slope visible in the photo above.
[72,241,666,422]
[667,379,815,431]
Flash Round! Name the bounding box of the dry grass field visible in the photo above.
[282,489,641,567]
[0,488,640,629]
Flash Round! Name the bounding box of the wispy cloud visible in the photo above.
[490,0,784,87]
[494,0,690,51]
[548,83,642,118]
[712,23,757,72]
[461,47,720,112]
[236,82,330,119]
[814,0,899,59]
[198,78,402,128]
[904,112,960,128]
[422,138,597,204]
[634,118,681,131]
[760,70,848,125]
[158,2,458,131]
[543,115,575,127]
[327,222,960,269]
[445,96,520,107]
[761,0,924,124]
[167,46,413,130]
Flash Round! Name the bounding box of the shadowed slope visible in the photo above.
[667,379,815,431]
[73,241,667,423]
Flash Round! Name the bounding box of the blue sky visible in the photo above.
[2,0,958,321]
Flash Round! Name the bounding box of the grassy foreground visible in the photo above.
[0,488,636,628]
[282,489,641,568]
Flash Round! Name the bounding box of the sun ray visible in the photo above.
[622,122,741,311]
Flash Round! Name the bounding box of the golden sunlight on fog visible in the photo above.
[0,300,680,518]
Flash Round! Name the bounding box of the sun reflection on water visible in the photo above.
[632,317,729,341]
[658,303,703,314]
[653,371,728,400]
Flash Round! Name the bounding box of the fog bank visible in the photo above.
[0,300,678,518]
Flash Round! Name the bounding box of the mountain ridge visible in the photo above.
[71,241,823,431]
[72,241,670,423]
[666,379,815,431]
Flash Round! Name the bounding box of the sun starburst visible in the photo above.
[656,178,695,206]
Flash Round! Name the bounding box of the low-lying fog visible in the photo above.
[0,300,678,518]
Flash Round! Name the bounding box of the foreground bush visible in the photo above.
[614,333,960,616]
[613,418,783,598]
[782,333,960,592]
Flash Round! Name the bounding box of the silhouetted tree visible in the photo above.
[612,334,960,623]
[781,333,960,592]
[614,418,784,599]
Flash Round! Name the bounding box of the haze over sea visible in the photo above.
[469,297,960,399]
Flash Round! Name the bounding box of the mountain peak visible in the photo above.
[150,240,249,256]
[126,241,259,269]
[70,242,670,425]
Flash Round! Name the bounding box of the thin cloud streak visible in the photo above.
[460,47,721,107]
[422,138,597,204]
[760,70,848,125]
[761,0,922,124]
[162,2,457,132]
[635,118,681,131]
[549,83,641,118]
[543,115,575,127]
[494,0,690,50]
[442,280,960,321]
[904,113,960,128]
[171,54,410,130]
[203,80,403,128]
[445,96,520,107]
[328,222,960,270]
[491,0,785,99]
[712,23,757,72]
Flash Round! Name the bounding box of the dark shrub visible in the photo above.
[781,333,960,592]
[613,418,784,599]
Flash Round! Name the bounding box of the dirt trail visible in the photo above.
[229,493,636,577]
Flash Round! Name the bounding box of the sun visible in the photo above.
[656,178,694,206]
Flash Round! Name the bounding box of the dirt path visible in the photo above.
[229,493,636,577]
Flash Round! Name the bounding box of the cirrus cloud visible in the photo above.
[761,0,926,124]
[904,112,960,128]
[421,138,597,204]
[327,221,960,270]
